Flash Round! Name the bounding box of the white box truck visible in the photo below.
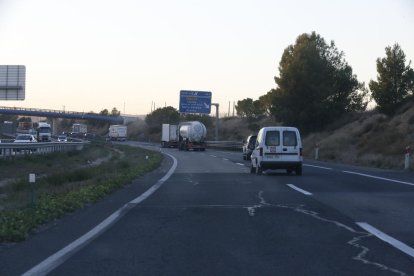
[109,125,127,141]
[37,122,52,142]
[71,123,87,136]
[161,124,178,148]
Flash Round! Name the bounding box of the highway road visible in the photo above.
[1,142,414,275]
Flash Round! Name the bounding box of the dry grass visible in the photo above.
[303,101,414,169]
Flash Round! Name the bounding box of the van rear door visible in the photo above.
[263,130,282,161]
[281,129,300,161]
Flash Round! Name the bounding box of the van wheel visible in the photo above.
[250,164,255,174]
[256,163,263,175]
[296,165,302,176]
[287,169,292,175]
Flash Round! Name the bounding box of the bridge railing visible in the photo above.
[0,141,89,159]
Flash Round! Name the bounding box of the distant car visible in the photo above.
[84,133,97,140]
[57,135,68,142]
[14,134,37,143]
[14,134,37,153]
[242,135,257,160]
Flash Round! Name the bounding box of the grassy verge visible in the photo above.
[0,144,163,242]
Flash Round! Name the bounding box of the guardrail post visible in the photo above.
[405,146,411,170]
[29,173,36,206]
[315,143,319,160]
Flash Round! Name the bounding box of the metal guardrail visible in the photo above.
[206,141,243,151]
[0,141,89,158]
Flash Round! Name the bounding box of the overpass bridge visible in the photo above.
[0,106,124,124]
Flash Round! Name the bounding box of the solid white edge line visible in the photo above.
[286,184,313,196]
[356,222,414,258]
[303,164,332,170]
[343,171,414,187]
[23,153,178,276]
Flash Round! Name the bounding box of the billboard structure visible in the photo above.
[0,65,26,100]
[179,90,212,114]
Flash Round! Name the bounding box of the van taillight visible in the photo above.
[259,148,263,156]
[300,148,302,156]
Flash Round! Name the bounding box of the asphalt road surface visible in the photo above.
[1,142,414,275]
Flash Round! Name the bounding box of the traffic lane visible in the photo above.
[161,148,414,236]
[50,177,414,275]
[50,150,413,275]
[280,164,414,256]
[50,204,412,275]
[305,159,414,185]
[206,148,413,185]
[188,148,414,261]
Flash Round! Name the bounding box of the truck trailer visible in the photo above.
[71,123,87,137]
[109,125,127,141]
[161,124,178,148]
[178,121,207,151]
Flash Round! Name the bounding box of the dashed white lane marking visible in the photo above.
[356,222,414,259]
[303,164,332,170]
[209,155,217,157]
[343,171,414,187]
[223,158,229,161]
[23,153,178,276]
[236,163,245,166]
[286,184,313,196]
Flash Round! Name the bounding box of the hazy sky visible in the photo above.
[0,0,413,116]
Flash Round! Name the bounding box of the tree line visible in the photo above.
[236,32,414,133]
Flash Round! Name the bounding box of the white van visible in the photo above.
[250,126,302,175]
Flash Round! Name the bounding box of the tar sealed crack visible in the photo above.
[245,191,409,276]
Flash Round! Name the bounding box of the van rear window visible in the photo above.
[265,131,280,146]
[283,131,297,146]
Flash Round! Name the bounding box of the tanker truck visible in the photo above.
[178,121,207,151]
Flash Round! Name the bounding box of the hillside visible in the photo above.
[302,102,414,169]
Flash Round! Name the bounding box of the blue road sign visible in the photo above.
[179,90,212,114]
